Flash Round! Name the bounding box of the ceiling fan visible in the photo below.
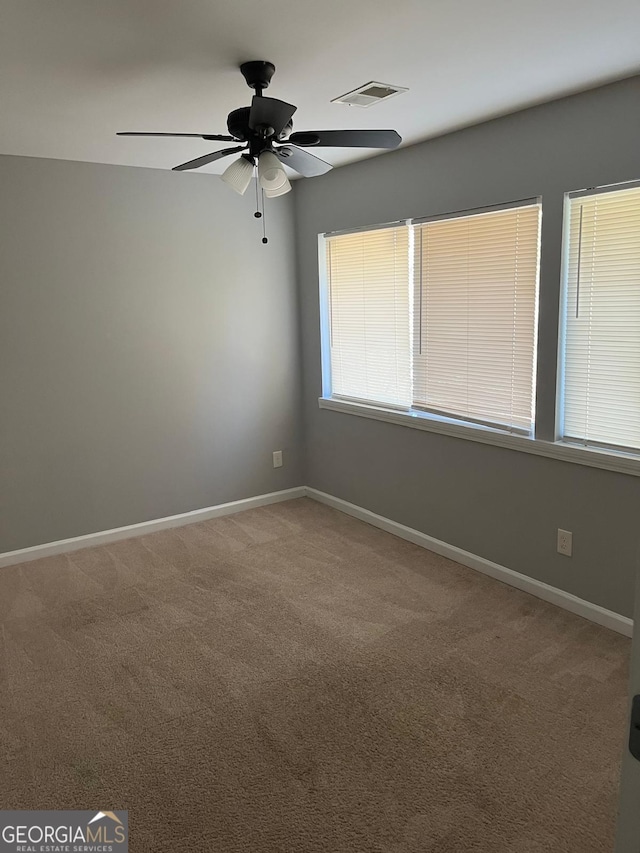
[117,60,402,199]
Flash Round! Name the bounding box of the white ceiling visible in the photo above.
[1,0,640,176]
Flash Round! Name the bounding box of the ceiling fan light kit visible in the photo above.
[117,61,402,238]
[220,154,254,195]
[258,150,291,196]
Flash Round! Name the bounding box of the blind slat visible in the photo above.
[562,184,640,451]
[325,204,542,434]
[327,225,411,408]
[413,203,541,433]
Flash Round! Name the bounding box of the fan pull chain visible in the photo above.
[252,174,268,244]
[261,188,268,244]
[253,171,262,220]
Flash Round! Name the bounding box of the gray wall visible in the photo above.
[0,155,303,552]
[295,75,640,618]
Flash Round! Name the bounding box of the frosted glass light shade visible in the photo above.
[264,176,291,198]
[221,156,254,195]
[258,151,291,195]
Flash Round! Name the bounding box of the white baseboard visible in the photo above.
[304,487,633,638]
[0,487,306,570]
[1,484,631,638]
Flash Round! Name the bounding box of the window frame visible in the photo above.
[324,221,413,410]
[318,221,411,406]
[318,186,640,479]
[411,198,542,436]
[556,179,640,455]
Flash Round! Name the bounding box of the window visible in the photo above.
[320,182,640,475]
[326,224,411,408]
[413,204,541,433]
[323,201,542,435]
[561,183,640,452]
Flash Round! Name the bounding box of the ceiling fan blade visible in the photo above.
[172,145,246,172]
[117,132,235,141]
[249,96,297,137]
[274,146,333,178]
[288,129,402,149]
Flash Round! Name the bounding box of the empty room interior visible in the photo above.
[2,1,640,851]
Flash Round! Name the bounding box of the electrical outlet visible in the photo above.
[272,450,283,468]
[557,528,573,557]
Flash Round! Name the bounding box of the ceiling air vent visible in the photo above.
[332,82,408,108]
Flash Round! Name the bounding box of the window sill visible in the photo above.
[318,397,640,478]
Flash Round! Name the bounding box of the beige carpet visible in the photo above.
[0,498,630,851]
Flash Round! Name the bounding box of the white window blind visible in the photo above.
[326,225,411,408]
[562,184,640,452]
[412,203,541,434]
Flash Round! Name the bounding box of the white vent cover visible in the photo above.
[332,82,408,108]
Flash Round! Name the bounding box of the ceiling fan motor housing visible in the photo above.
[226,107,293,150]
[226,107,250,141]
